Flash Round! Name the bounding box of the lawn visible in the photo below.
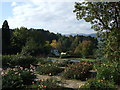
[48,57,96,62]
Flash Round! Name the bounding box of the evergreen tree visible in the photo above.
[2,20,11,54]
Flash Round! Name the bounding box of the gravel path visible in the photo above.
[36,74,86,89]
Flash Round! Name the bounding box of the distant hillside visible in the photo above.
[64,33,97,37]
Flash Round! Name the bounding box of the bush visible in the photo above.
[62,62,93,80]
[80,78,116,89]
[37,63,64,76]
[20,69,36,85]
[32,78,63,88]
[2,68,23,89]
[2,68,36,89]
[96,62,120,85]
[2,55,12,68]
[2,55,38,68]
[37,58,48,65]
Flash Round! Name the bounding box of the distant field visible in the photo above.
[48,57,96,62]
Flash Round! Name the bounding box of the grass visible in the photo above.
[48,57,96,62]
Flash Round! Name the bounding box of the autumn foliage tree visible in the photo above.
[50,40,58,49]
[74,40,92,57]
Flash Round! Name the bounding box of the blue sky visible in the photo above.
[0,0,96,34]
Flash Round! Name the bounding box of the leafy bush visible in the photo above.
[2,68,36,89]
[2,55,12,68]
[37,63,64,75]
[2,68,23,89]
[62,62,93,80]
[37,58,48,65]
[32,78,63,88]
[2,55,38,68]
[80,78,116,89]
[96,62,120,85]
[20,69,36,85]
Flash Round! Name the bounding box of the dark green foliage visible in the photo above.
[2,69,23,89]
[95,62,120,85]
[20,69,36,85]
[37,58,48,65]
[80,78,116,89]
[2,55,38,68]
[2,20,11,54]
[2,68,36,89]
[37,63,64,75]
[21,38,39,56]
[62,62,93,80]
[74,2,120,62]
[2,20,98,57]
[2,55,12,68]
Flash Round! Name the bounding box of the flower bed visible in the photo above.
[62,62,93,80]
[2,67,36,89]
[37,63,64,76]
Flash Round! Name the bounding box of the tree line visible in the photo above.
[2,20,98,58]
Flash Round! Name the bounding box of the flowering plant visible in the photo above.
[2,67,36,89]
[32,78,63,88]
[37,63,64,75]
[62,62,93,80]
[80,78,116,89]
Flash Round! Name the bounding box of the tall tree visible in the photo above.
[74,2,120,62]
[2,20,11,54]
[74,40,92,57]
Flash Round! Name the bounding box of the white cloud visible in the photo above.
[6,0,95,34]
[11,2,17,7]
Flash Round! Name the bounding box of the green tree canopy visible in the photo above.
[74,2,120,62]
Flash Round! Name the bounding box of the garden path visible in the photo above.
[36,74,86,89]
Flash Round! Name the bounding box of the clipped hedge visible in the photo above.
[2,55,38,68]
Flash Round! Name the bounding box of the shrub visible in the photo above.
[20,69,36,85]
[96,62,120,85]
[2,55,12,68]
[2,55,38,68]
[2,68,23,89]
[37,63,64,76]
[62,62,93,80]
[14,55,38,68]
[32,78,63,88]
[2,68,36,89]
[80,78,116,89]
[37,58,48,65]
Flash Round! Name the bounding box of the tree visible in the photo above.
[10,27,29,54]
[74,40,92,57]
[21,38,38,56]
[2,20,11,54]
[50,40,58,49]
[74,2,120,62]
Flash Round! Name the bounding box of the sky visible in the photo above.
[0,0,96,34]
